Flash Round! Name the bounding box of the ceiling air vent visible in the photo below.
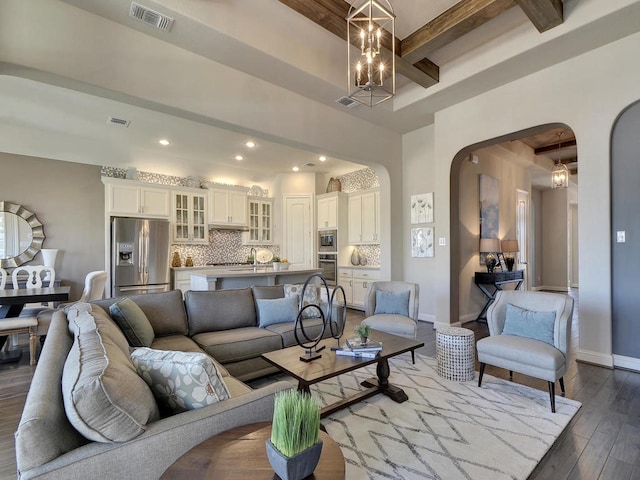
[302,162,316,168]
[130,2,174,32]
[335,96,359,109]
[107,116,131,127]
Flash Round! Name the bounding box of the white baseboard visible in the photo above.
[532,285,569,292]
[576,349,614,368]
[433,320,462,329]
[613,354,640,372]
[418,313,435,323]
[460,313,478,324]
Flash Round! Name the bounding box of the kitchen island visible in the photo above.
[189,266,322,291]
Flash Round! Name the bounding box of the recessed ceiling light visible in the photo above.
[319,155,327,162]
[235,155,244,161]
[245,141,256,148]
[158,139,170,146]
[292,166,299,172]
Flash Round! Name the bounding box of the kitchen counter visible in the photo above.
[189,266,322,291]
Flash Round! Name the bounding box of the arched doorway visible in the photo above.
[449,124,577,324]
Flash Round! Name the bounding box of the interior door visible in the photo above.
[516,189,529,290]
[283,195,312,267]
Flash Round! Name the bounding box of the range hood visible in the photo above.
[208,223,249,231]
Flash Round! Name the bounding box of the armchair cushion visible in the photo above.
[374,290,410,316]
[502,303,556,346]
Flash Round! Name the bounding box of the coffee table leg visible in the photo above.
[360,357,409,403]
[298,381,311,394]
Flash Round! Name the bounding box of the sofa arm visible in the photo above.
[19,381,293,480]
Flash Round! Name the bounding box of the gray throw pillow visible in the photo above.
[109,297,155,347]
[130,348,230,415]
[256,296,299,327]
[502,303,556,345]
[62,308,159,442]
[374,290,410,316]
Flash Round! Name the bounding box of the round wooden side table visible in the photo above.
[160,421,345,479]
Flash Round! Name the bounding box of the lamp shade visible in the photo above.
[479,238,500,253]
[501,239,519,253]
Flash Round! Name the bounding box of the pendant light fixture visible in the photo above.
[346,0,395,107]
[551,131,570,189]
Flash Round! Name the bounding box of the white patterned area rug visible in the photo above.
[310,354,581,480]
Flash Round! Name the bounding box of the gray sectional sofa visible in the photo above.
[16,285,339,479]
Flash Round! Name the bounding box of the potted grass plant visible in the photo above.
[266,389,322,480]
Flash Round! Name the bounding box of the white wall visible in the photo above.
[416,31,640,367]
[402,125,436,322]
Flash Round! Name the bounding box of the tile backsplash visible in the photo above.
[171,230,280,267]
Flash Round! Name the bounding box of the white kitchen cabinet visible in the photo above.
[338,267,380,310]
[317,193,338,230]
[172,189,208,244]
[348,189,379,244]
[103,178,170,218]
[208,186,248,227]
[244,197,273,244]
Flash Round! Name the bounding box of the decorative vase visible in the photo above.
[326,177,341,193]
[185,256,194,267]
[266,439,323,480]
[350,247,360,266]
[272,261,281,271]
[171,252,182,267]
[40,249,59,281]
[360,336,368,345]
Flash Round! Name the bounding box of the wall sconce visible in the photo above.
[500,239,519,272]
[479,238,501,273]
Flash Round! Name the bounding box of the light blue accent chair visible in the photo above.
[361,281,419,364]
[476,290,574,412]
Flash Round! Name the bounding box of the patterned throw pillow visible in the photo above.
[130,348,230,415]
[283,284,321,319]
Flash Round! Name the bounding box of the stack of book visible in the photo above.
[335,338,383,358]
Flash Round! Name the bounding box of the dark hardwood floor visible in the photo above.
[1,289,639,479]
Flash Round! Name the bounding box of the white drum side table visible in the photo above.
[436,327,475,381]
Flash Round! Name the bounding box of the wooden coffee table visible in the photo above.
[160,422,345,479]
[262,331,424,418]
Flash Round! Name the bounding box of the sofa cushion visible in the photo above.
[252,285,284,300]
[374,289,410,316]
[502,303,556,345]
[131,348,230,415]
[264,316,326,347]
[93,290,189,337]
[185,288,258,334]
[193,327,283,363]
[256,296,299,328]
[62,305,160,443]
[284,284,321,319]
[109,297,155,347]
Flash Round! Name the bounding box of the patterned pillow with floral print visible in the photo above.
[130,348,230,415]
[283,283,322,319]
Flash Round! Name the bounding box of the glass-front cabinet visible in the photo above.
[172,190,208,244]
[244,197,273,244]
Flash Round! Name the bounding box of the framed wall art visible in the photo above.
[410,192,433,224]
[411,227,434,258]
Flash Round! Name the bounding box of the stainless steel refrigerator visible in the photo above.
[111,217,170,297]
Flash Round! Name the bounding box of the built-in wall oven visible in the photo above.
[318,254,337,285]
[318,229,337,252]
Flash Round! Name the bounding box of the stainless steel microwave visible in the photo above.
[318,229,337,252]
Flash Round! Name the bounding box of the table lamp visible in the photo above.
[501,239,519,271]
[479,238,500,273]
